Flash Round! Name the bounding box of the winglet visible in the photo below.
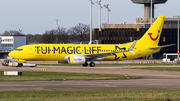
[129,40,137,55]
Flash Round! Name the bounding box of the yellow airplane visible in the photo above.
[9,16,175,67]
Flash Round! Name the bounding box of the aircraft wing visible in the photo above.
[82,40,138,59]
[149,44,176,49]
[82,50,129,59]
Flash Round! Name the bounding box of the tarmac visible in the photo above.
[1,59,180,91]
[1,59,163,64]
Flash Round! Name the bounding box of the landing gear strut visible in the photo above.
[89,62,95,67]
[82,62,88,67]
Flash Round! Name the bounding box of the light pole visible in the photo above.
[149,0,153,59]
[90,0,94,42]
[104,4,111,24]
[150,0,153,26]
[55,19,60,43]
[178,15,180,61]
[174,15,180,61]
[96,0,103,29]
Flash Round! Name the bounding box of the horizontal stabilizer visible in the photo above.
[149,44,176,49]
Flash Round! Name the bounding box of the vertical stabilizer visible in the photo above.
[138,16,165,46]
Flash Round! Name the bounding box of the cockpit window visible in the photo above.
[15,49,23,51]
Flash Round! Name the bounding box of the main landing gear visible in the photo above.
[89,62,95,67]
[82,62,95,67]
[82,62,88,67]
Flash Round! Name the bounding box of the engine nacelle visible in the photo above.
[67,55,86,64]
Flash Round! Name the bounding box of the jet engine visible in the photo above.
[67,55,86,64]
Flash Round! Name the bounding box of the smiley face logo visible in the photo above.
[148,30,160,41]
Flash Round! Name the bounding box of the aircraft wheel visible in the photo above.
[82,62,88,67]
[18,63,23,67]
[89,62,95,67]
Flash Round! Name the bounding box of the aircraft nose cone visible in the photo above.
[8,51,15,58]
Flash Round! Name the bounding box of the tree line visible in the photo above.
[0,23,90,44]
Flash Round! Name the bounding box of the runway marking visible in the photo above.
[104,85,117,87]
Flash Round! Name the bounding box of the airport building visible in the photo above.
[94,0,180,59]
[0,36,26,58]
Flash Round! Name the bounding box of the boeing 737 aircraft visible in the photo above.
[8,16,175,67]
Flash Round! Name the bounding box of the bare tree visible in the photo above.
[26,34,42,44]
[0,23,90,44]
[26,34,34,42]
[1,30,25,36]
[1,31,11,36]
[34,34,42,42]
[68,28,77,43]
[57,27,69,43]
[40,30,56,43]
[68,23,90,42]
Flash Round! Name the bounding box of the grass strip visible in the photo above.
[130,67,180,71]
[0,71,137,81]
[0,89,180,101]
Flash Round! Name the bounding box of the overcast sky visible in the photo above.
[0,0,179,34]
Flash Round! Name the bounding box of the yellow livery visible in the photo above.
[8,16,174,67]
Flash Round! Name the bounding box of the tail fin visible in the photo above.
[138,16,165,46]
